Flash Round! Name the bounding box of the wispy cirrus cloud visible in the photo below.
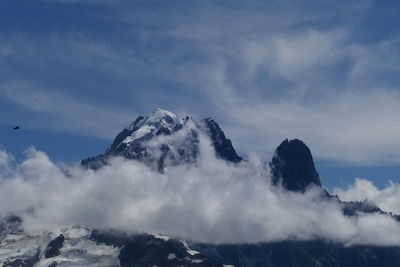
[1,82,133,139]
[2,0,400,166]
[169,16,400,164]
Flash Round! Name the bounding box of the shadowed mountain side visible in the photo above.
[270,139,322,192]
[90,230,400,267]
[202,118,242,163]
[268,139,400,221]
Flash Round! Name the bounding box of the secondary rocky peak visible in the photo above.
[270,139,321,192]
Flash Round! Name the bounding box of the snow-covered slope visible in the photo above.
[0,215,223,267]
[81,108,242,170]
[0,217,119,267]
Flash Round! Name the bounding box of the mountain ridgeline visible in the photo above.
[80,109,398,220]
[82,108,318,193]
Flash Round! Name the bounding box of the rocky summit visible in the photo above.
[270,139,322,192]
[81,108,241,171]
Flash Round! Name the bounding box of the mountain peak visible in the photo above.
[127,108,181,130]
[81,110,242,170]
[270,139,321,192]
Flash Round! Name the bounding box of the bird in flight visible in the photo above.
[13,126,20,130]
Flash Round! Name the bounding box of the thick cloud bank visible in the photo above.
[1,140,400,245]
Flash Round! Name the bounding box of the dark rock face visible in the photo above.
[198,240,400,267]
[341,199,383,217]
[90,231,221,267]
[270,139,321,192]
[202,118,242,163]
[90,230,400,267]
[80,154,107,170]
[45,234,65,258]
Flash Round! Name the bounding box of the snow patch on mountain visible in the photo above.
[0,226,120,266]
[167,253,176,260]
[181,240,201,256]
[147,108,180,125]
[151,233,170,241]
[122,124,155,144]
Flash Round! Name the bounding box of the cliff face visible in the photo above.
[270,139,321,192]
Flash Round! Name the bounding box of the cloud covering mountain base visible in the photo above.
[0,141,400,246]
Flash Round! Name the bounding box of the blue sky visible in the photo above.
[1,0,400,190]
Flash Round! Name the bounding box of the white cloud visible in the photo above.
[157,3,400,165]
[273,30,347,80]
[218,89,400,165]
[349,38,400,89]
[175,26,400,165]
[1,135,400,245]
[0,150,13,175]
[334,178,400,215]
[1,82,133,139]
[1,1,400,167]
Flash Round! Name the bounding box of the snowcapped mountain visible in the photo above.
[3,215,400,267]
[2,109,400,267]
[0,216,223,267]
[81,108,242,170]
[0,217,120,267]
